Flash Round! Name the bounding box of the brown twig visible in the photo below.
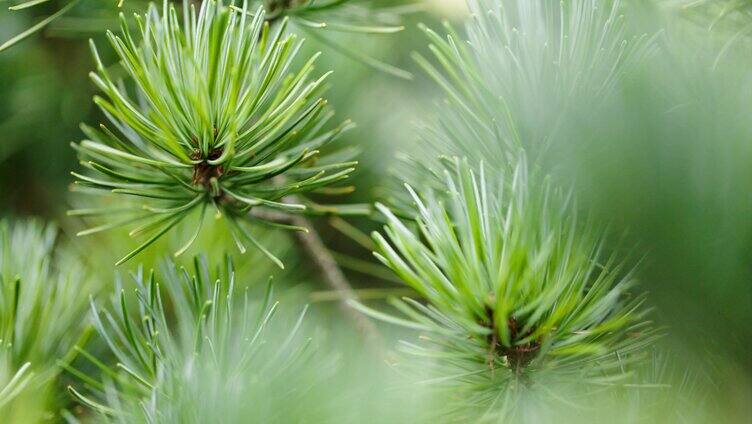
[251,203,383,351]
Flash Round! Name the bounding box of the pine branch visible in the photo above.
[0,219,94,418]
[351,156,659,419]
[68,256,342,422]
[69,1,359,266]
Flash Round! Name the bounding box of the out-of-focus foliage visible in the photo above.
[0,219,93,422]
[664,0,752,31]
[69,256,333,422]
[67,256,435,423]
[412,0,657,171]
[555,1,752,376]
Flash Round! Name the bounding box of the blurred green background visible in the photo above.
[1,0,751,421]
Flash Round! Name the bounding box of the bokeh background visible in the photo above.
[1,0,751,421]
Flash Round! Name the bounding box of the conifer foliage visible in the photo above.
[0,220,93,421]
[353,158,656,417]
[69,256,324,423]
[70,0,356,266]
[414,0,655,169]
[6,0,744,422]
[348,0,661,416]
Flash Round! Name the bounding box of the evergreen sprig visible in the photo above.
[70,0,358,266]
[0,219,93,420]
[69,255,325,422]
[413,0,655,170]
[352,157,658,417]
